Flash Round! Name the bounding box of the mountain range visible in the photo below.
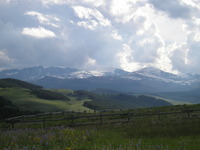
[0,66,200,94]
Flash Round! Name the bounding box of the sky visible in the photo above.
[0,0,200,74]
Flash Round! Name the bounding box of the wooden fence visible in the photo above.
[4,107,200,129]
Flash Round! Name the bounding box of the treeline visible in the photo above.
[31,89,70,101]
[74,90,172,110]
[0,78,42,90]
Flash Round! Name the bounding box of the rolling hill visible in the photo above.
[0,78,173,119]
[155,88,200,104]
[0,79,92,119]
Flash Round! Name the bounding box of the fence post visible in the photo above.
[43,118,46,129]
[62,111,65,116]
[11,121,15,129]
[158,111,161,120]
[100,113,103,125]
[187,108,190,119]
[71,114,74,126]
[127,112,130,123]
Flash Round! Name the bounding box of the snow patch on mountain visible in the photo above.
[0,66,200,86]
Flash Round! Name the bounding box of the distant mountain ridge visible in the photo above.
[0,66,200,93]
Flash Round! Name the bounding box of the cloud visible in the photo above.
[168,43,190,73]
[22,27,56,38]
[110,0,147,23]
[0,0,200,74]
[181,0,200,10]
[81,0,105,7]
[168,30,200,74]
[0,49,13,64]
[72,6,111,30]
[41,0,106,7]
[149,0,191,19]
[115,6,173,72]
[117,44,140,72]
[111,30,122,40]
[41,0,72,5]
[25,11,60,28]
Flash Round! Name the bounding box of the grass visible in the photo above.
[1,118,200,150]
[0,87,92,112]
[1,105,200,150]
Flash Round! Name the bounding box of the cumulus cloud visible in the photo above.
[111,30,122,40]
[181,0,200,10]
[41,0,72,5]
[115,4,174,72]
[117,44,140,72]
[110,0,147,23]
[81,0,105,7]
[22,27,56,38]
[0,0,200,74]
[25,11,60,28]
[72,6,111,30]
[0,49,13,63]
[149,0,191,19]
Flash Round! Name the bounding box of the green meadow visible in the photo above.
[0,79,200,150]
[1,110,200,150]
[0,87,92,112]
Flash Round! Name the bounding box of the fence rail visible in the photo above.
[3,108,200,129]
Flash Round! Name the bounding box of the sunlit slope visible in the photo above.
[0,79,92,112]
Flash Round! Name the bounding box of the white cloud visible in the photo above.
[83,57,97,69]
[111,30,122,40]
[22,27,56,39]
[72,6,111,30]
[25,11,60,28]
[41,0,73,5]
[41,0,105,7]
[117,44,140,72]
[181,0,200,10]
[110,0,147,23]
[82,0,105,7]
[0,49,13,63]
[1,0,200,74]
[168,43,190,73]
[77,20,98,30]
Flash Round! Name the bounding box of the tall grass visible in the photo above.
[1,114,200,150]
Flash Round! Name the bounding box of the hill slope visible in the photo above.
[0,78,173,119]
[156,88,200,104]
[0,78,42,90]
[75,90,172,110]
[0,79,92,117]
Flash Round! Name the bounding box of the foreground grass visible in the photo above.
[1,117,200,150]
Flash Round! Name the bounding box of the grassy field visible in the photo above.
[1,115,200,150]
[0,87,92,112]
[1,105,200,150]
